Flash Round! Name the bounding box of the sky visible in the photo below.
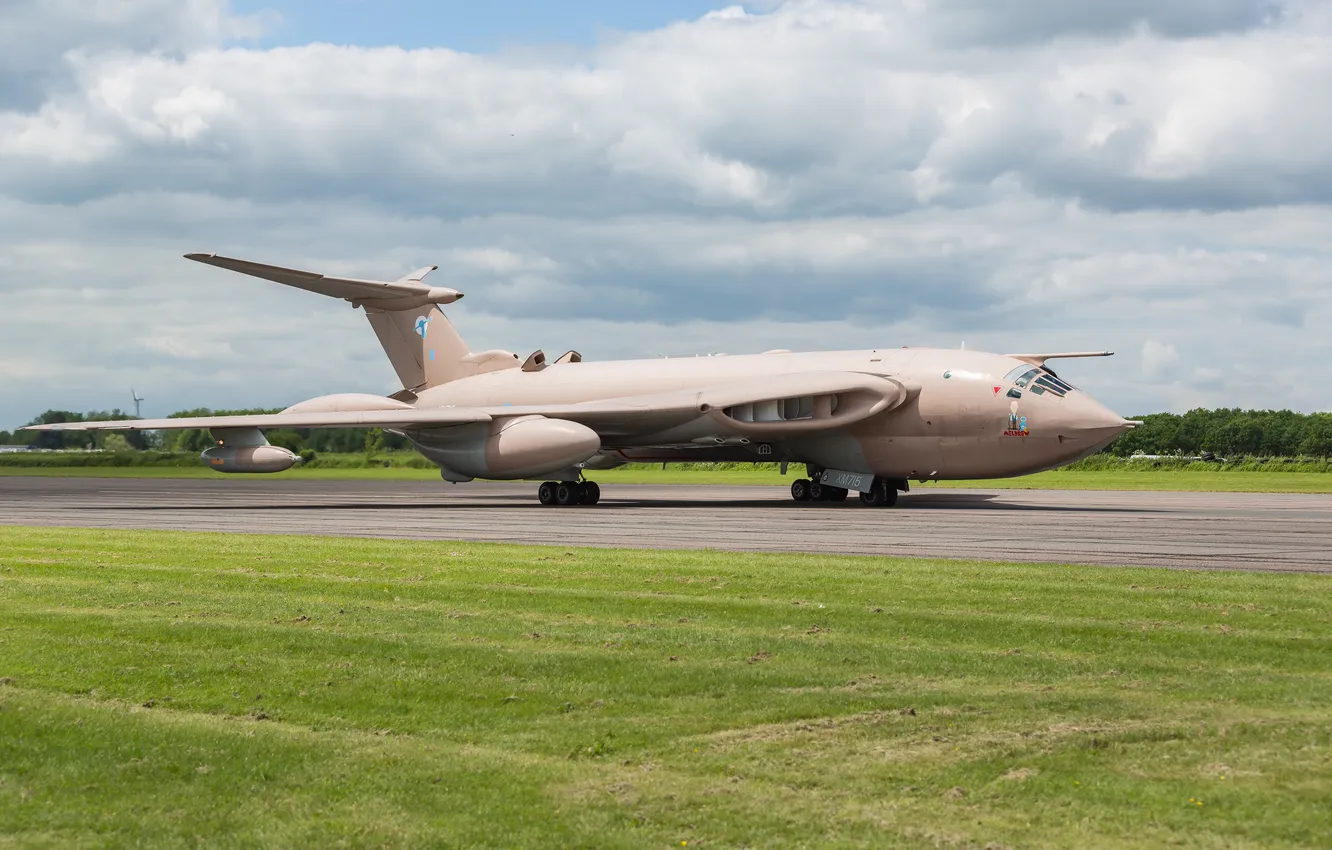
[2,0,1331,428]
[228,0,731,51]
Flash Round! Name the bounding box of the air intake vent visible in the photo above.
[724,395,839,422]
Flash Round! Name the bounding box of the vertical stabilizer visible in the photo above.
[366,304,474,391]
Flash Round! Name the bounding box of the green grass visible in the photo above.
[4,462,1332,492]
[919,470,1332,493]
[1,528,1330,848]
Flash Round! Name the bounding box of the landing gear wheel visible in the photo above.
[538,481,558,506]
[859,480,898,508]
[791,479,812,502]
[826,486,849,502]
[580,481,601,505]
[555,482,583,506]
[809,481,826,501]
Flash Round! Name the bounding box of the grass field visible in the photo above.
[4,462,1332,492]
[1,528,1329,848]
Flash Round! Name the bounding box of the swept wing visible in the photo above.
[24,371,909,442]
[25,409,491,433]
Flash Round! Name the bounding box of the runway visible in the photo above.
[2,476,1331,573]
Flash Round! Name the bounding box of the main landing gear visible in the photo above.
[790,479,849,503]
[537,480,600,507]
[791,476,902,507]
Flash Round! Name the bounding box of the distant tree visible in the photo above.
[1206,415,1263,456]
[1108,413,1179,456]
[1174,408,1214,454]
[265,429,306,453]
[101,434,133,453]
[1300,416,1332,458]
[363,428,386,458]
[26,410,86,450]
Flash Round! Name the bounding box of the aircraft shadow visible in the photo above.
[89,492,1156,514]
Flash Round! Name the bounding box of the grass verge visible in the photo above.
[3,462,1332,492]
[1,527,1329,848]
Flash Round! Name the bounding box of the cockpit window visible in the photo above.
[1034,373,1076,397]
[1003,364,1079,397]
[1015,368,1039,389]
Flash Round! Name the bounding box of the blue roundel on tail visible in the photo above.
[414,316,431,339]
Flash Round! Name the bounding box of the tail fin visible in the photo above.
[185,253,520,392]
[366,301,478,391]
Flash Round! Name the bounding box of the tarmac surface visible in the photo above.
[2,476,1331,573]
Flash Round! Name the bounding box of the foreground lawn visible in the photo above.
[1,529,1329,848]
[4,463,1332,492]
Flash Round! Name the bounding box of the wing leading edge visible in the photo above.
[24,409,492,433]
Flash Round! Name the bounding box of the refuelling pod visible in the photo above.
[201,427,297,474]
[413,415,600,480]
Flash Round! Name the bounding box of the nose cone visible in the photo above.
[1057,392,1136,449]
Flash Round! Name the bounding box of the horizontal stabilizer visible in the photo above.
[185,253,463,311]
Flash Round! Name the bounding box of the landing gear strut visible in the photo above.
[539,480,600,507]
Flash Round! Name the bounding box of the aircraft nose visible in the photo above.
[1057,392,1136,448]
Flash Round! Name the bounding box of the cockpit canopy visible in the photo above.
[1003,364,1077,397]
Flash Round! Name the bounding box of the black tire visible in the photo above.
[555,482,582,506]
[581,481,601,505]
[791,479,812,502]
[538,481,557,506]
[882,484,899,507]
[859,481,898,507]
[809,481,826,501]
[827,486,849,502]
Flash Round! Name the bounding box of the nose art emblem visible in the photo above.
[1004,400,1031,437]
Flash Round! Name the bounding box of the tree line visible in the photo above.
[5,406,1332,459]
[1108,409,1332,458]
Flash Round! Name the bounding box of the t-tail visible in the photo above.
[185,253,520,394]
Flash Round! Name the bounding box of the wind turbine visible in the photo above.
[131,388,145,418]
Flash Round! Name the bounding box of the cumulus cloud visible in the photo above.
[0,0,271,109]
[1141,340,1180,379]
[2,0,1331,425]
